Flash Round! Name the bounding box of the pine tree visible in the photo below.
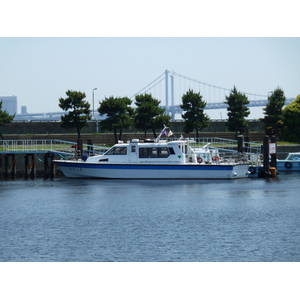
[224,86,250,138]
[180,89,210,137]
[58,90,91,138]
[0,101,15,139]
[262,88,286,137]
[98,96,134,143]
[134,94,171,138]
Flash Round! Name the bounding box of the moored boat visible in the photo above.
[277,153,300,172]
[54,128,250,180]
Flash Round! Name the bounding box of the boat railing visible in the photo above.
[0,139,108,157]
[168,136,262,164]
[168,137,261,154]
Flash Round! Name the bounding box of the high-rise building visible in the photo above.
[21,106,27,114]
[0,96,17,115]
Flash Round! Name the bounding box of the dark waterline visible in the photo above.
[1,174,300,262]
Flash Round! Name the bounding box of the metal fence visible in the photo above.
[0,139,108,156]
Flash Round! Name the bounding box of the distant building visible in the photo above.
[0,96,17,115]
[21,106,27,114]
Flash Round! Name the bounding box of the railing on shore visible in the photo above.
[0,139,108,156]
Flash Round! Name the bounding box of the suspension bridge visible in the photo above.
[13,69,294,121]
[130,70,294,118]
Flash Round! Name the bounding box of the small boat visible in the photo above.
[277,153,300,172]
[54,127,250,180]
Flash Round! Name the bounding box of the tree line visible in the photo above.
[1,87,300,143]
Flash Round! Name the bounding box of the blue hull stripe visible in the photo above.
[55,162,240,171]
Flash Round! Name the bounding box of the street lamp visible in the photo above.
[267,91,272,100]
[92,88,97,119]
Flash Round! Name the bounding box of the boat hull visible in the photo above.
[277,160,300,172]
[54,161,249,179]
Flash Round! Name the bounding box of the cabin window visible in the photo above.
[131,146,136,152]
[177,144,187,154]
[168,147,175,155]
[105,146,127,155]
[139,147,170,158]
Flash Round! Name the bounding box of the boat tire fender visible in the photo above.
[285,162,292,169]
[197,157,203,163]
[82,153,89,161]
[249,166,256,175]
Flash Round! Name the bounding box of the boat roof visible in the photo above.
[114,138,189,147]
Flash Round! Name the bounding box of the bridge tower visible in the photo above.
[165,70,177,119]
[165,69,169,108]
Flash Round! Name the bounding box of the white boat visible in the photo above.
[54,128,250,180]
[277,153,300,172]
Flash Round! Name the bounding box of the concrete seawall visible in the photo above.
[2,120,265,135]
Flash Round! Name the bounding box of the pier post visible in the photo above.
[25,154,29,178]
[87,138,93,155]
[76,139,83,159]
[12,154,16,177]
[25,154,36,179]
[50,153,55,179]
[4,154,16,178]
[44,154,48,178]
[4,155,8,177]
[238,135,244,153]
[0,154,2,178]
[261,136,270,177]
[44,153,55,179]
[270,135,277,169]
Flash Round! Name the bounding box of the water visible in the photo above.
[1,174,300,262]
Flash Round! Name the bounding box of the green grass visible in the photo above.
[277,141,300,146]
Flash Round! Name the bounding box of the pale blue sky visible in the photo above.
[1,1,300,119]
[1,37,299,118]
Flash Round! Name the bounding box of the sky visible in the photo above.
[1,1,300,121]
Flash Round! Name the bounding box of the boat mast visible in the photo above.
[155,125,169,143]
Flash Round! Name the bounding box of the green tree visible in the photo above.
[180,89,210,137]
[98,96,134,143]
[224,86,250,138]
[262,87,286,137]
[58,90,91,138]
[0,101,15,139]
[134,94,171,137]
[281,94,300,143]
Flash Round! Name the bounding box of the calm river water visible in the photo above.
[1,174,300,262]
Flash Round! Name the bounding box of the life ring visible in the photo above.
[197,157,203,163]
[248,166,256,175]
[212,156,219,161]
[285,162,292,169]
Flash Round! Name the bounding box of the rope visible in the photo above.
[35,154,44,162]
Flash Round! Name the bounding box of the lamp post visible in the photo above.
[267,91,272,101]
[92,88,97,119]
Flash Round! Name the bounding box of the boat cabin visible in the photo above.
[285,153,300,160]
[86,139,201,164]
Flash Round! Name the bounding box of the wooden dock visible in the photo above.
[0,139,107,179]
